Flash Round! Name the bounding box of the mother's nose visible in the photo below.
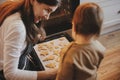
[45,13,50,20]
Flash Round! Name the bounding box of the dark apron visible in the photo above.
[0,70,6,80]
[18,43,44,71]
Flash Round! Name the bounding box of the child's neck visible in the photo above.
[74,34,94,45]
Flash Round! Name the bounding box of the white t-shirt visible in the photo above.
[0,12,37,80]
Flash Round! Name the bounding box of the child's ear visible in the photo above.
[30,0,34,5]
[72,23,77,39]
[72,23,76,33]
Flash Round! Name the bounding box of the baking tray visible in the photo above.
[34,32,73,70]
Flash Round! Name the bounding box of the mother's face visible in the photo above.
[32,0,58,23]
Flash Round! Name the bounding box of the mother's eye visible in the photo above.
[45,8,52,14]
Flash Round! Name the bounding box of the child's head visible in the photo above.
[72,2,103,38]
